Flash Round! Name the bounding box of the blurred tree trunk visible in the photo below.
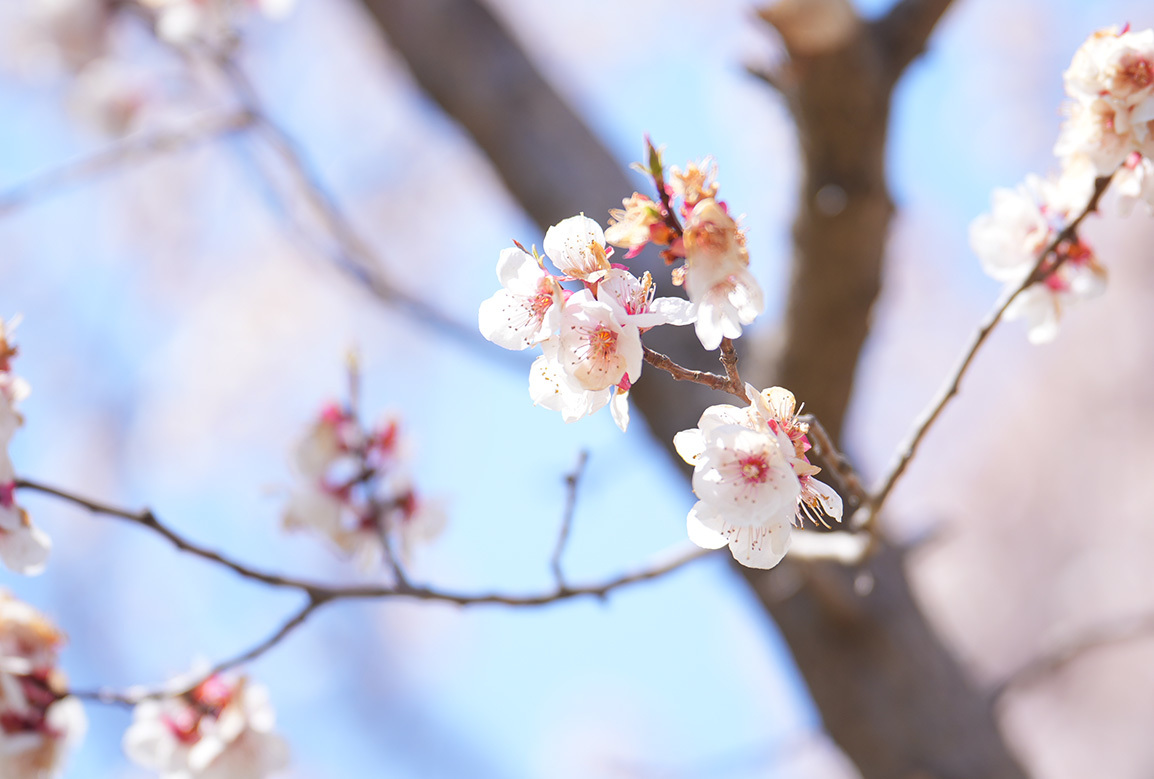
[357,0,1029,776]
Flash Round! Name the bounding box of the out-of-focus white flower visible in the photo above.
[283,404,443,570]
[669,158,719,208]
[1114,152,1154,214]
[123,671,288,779]
[543,215,613,282]
[969,176,1053,283]
[67,59,148,136]
[1057,27,1154,173]
[478,247,564,351]
[970,175,1106,343]
[0,322,49,577]
[140,0,294,47]
[0,592,86,779]
[682,199,764,350]
[20,0,109,72]
[604,193,665,258]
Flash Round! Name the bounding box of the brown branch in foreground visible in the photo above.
[16,477,711,607]
[0,110,255,218]
[993,612,1154,702]
[860,174,1114,529]
[550,449,588,589]
[18,476,713,704]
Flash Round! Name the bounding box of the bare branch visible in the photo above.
[870,0,959,83]
[0,111,254,218]
[861,175,1114,529]
[994,612,1154,701]
[72,596,328,707]
[549,450,588,589]
[16,478,712,608]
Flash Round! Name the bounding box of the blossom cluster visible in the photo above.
[970,26,1154,343]
[123,669,289,779]
[283,401,444,571]
[674,386,842,569]
[479,151,771,430]
[606,152,766,350]
[0,591,85,778]
[13,0,292,135]
[0,320,51,576]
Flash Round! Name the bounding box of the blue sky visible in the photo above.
[2,0,1153,777]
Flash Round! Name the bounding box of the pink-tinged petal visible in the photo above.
[0,522,51,575]
[807,478,844,523]
[726,521,792,569]
[686,505,728,550]
[610,389,630,432]
[618,322,643,384]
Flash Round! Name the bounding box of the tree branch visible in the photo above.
[16,477,712,607]
[0,110,254,218]
[870,0,959,83]
[861,174,1114,528]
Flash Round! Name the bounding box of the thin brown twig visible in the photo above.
[860,174,1114,529]
[0,110,255,218]
[643,347,745,401]
[72,595,329,707]
[550,449,589,589]
[799,413,868,509]
[16,478,712,607]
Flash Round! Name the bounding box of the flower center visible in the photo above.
[591,325,617,359]
[738,454,769,485]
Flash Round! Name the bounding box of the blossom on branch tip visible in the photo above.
[605,193,666,258]
[123,671,288,779]
[478,248,565,351]
[970,175,1105,343]
[1057,27,1154,174]
[682,199,764,350]
[669,158,719,208]
[0,592,86,779]
[283,401,443,572]
[673,386,842,569]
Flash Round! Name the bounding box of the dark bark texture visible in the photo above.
[357,0,1030,776]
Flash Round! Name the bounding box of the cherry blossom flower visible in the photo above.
[674,402,800,569]
[750,386,843,526]
[478,247,565,350]
[669,158,719,208]
[283,404,443,571]
[674,385,843,568]
[970,175,1105,343]
[542,215,613,281]
[558,290,642,392]
[597,268,695,330]
[0,591,86,779]
[681,199,764,350]
[123,671,288,779]
[1056,27,1154,173]
[0,323,50,576]
[604,193,666,258]
[140,0,294,47]
[528,338,630,431]
[1114,152,1154,214]
[67,59,148,136]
